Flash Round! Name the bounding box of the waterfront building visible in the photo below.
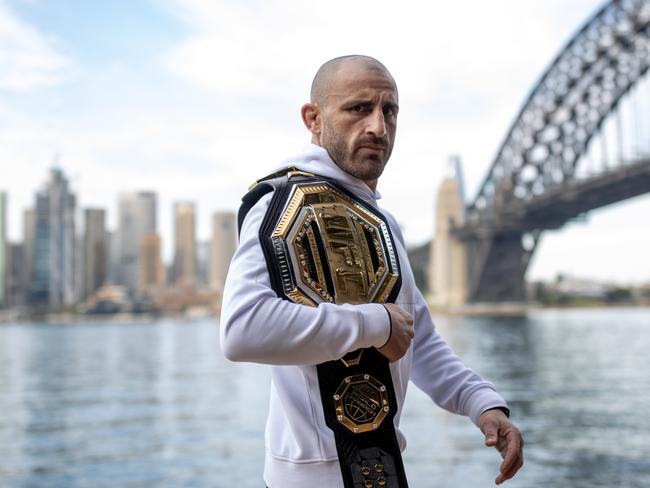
[209,211,237,293]
[173,202,197,287]
[0,192,6,307]
[6,243,26,307]
[74,235,84,305]
[31,168,77,308]
[197,240,210,287]
[22,209,35,295]
[82,208,107,300]
[116,191,156,297]
[139,233,166,295]
[106,230,119,285]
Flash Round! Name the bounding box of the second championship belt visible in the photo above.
[253,170,409,488]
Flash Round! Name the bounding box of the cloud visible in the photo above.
[161,0,591,98]
[0,2,72,91]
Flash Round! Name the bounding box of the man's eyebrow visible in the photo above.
[342,99,373,107]
[338,97,399,110]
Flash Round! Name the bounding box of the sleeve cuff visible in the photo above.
[356,303,391,348]
[465,388,509,426]
[481,406,510,418]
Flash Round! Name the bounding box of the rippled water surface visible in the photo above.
[1,308,649,487]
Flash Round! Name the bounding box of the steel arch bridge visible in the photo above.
[449,0,650,303]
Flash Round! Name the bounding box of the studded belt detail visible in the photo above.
[317,348,409,488]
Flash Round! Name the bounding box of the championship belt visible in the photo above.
[241,169,409,488]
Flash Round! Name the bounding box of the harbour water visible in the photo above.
[1,308,649,487]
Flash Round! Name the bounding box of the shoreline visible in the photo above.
[0,310,218,324]
[2,303,650,323]
[429,302,650,316]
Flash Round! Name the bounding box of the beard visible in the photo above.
[321,126,392,183]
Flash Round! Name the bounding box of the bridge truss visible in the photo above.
[458,0,650,302]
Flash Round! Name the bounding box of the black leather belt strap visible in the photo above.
[241,170,409,488]
[318,348,409,488]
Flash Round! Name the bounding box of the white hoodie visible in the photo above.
[220,144,507,488]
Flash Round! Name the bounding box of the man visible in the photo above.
[220,55,524,487]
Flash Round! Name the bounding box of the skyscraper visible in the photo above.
[173,202,197,287]
[31,168,77,308]
[23,208,35,291]
[106,230,119,285]
[117,191,156,297]
[210,211,237,293]
[6,243,26,307]
[139,233,165,294]
[83,208,107,300]
[196,240,210,287]
[0,192,7,308]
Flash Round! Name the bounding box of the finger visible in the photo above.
[498,433,522,477]
[496,456,523,485]
[508,456,524,479]
[502,451,524,478]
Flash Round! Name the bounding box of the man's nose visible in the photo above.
[367,109,387,138]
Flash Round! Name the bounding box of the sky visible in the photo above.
[1,0,649,285]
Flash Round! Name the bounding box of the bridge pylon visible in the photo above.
[428,157,468,308]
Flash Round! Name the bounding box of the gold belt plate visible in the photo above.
[270,181,399,307]
[333,374,390,434]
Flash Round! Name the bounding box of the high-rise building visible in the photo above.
[23,208,35,290]
[0,192,6,308]
[31,168,77,308]
[173,202,197,287]
[74,235,83,305]
[139,233,165,294]
[83,208,107,300]
[6,243,26,307]
[196,240,210,287]
[117,191,156,296]
[106,230,119,285]
[209,211,237,293]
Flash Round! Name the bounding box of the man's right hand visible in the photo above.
[377,304,414,362]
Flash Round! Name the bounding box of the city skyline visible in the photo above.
[0,168,231,264]
[1,0,649,284]
[0,166,237,310]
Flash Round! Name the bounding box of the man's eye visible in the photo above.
[384,106,397,117]
[350,105,364,112]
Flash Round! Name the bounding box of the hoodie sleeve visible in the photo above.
[219,192,391,365]
[381,209,508,426]
[408,289,508,426]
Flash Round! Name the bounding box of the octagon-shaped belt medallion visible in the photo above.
[333,374,390,434]
[269,181,400,307]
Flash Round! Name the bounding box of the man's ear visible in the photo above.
[301,103,321,137]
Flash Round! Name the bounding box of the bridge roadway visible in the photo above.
[456,157,650,237]
[447,157,650,303]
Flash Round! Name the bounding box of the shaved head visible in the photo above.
[310,55,396,105]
